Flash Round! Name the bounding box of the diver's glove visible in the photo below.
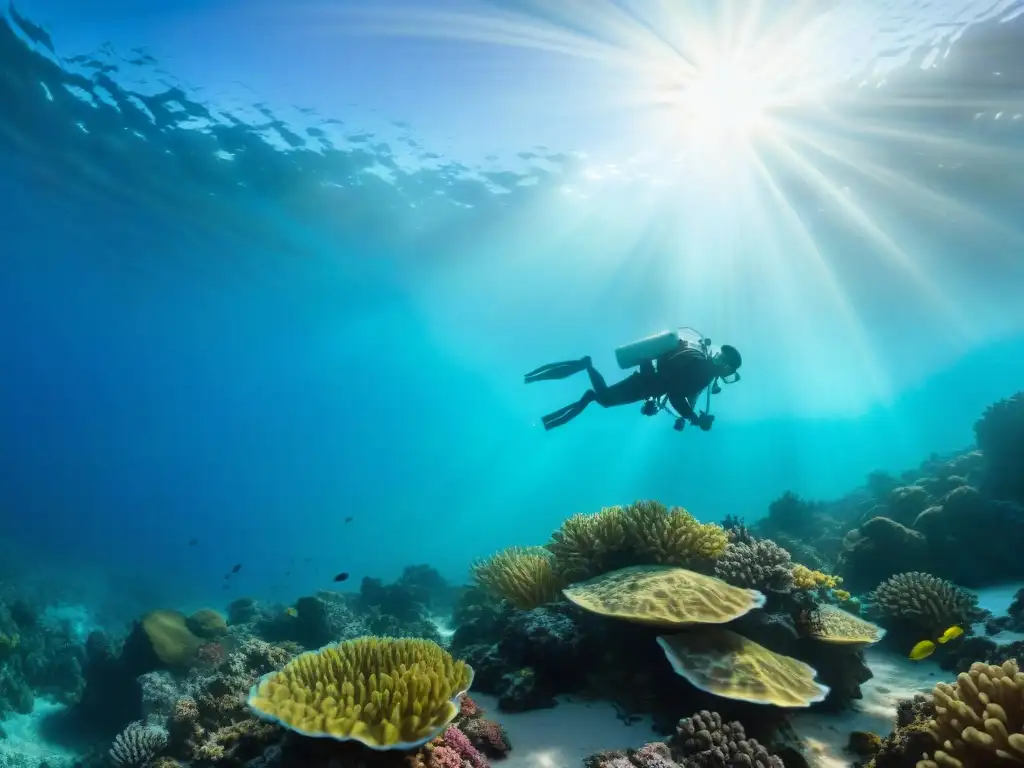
[696,413,715,431]
[673,417,686,431]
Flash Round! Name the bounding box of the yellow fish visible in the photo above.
[285,607,297,617]
[937,626,963,644]
[909,640,936,661]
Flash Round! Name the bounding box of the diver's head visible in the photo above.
[713,345,742,382]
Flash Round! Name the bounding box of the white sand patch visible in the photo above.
[473,694,659,768]
[790,648,941,768]
[0,697,80,767]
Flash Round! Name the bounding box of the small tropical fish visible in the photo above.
[937,626,963,644]
[189,538,199,546]
[344,517,354,524]
[285,607,298,617]
[910,625,964,661]
[909,640,936,661]
[333,572,350,583]
[231,563,242,574]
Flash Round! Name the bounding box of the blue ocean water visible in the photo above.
[1,0,1024,765]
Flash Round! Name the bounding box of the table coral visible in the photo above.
[562,565,765,627]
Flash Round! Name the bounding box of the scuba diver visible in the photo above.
[525,328,741,432]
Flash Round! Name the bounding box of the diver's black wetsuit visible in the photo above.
[525,345,718,430]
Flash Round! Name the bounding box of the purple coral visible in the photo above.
[441,724,488,768]
[461,717,510,757]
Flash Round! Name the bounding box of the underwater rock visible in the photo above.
[911,485,1024,586]
[974,391,1024,505]
[227,598,259,626]
[497,667,556,712]
[500,603,582,668]
[758,491,826,540]
[882,486,931,527]
[834,517,929,593]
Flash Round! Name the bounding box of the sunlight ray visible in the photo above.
[335,6,686,78]
[760,130,967,328]
[776,123,1024,251]
[807,115,1024,164]
[745,150,892,399]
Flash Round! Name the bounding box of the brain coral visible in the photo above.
[918,659,1024,768]
[674,709,783,768]
[248,636,474,750]
[562,565,765,627]
[657,627,829,707]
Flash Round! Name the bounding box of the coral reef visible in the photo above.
[449,600,586,712]
[247,636,473,749]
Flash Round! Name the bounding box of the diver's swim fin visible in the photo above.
[524,356,591,383]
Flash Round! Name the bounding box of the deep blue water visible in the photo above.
[1,0,1023,618]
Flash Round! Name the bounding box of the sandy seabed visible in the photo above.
[475,648,943,768]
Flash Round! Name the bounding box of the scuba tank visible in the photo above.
[614,327,709,370]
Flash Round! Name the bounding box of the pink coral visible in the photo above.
[459,695,482,718]
[430,746,464,768]
[442,725,488,768]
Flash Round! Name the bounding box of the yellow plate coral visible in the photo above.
[247,636,474,750]
[562,564,765,626]
[657,628,830,707]
[808,605,886,645]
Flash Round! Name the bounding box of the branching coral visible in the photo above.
[866,572,980,636]
[471,547,564,611]
[620,501,729,567]
[713,540,794,592]
[918,659,1024,767]
[545,501,728,581]
[791,565,841,591]
[547,507,627,581]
